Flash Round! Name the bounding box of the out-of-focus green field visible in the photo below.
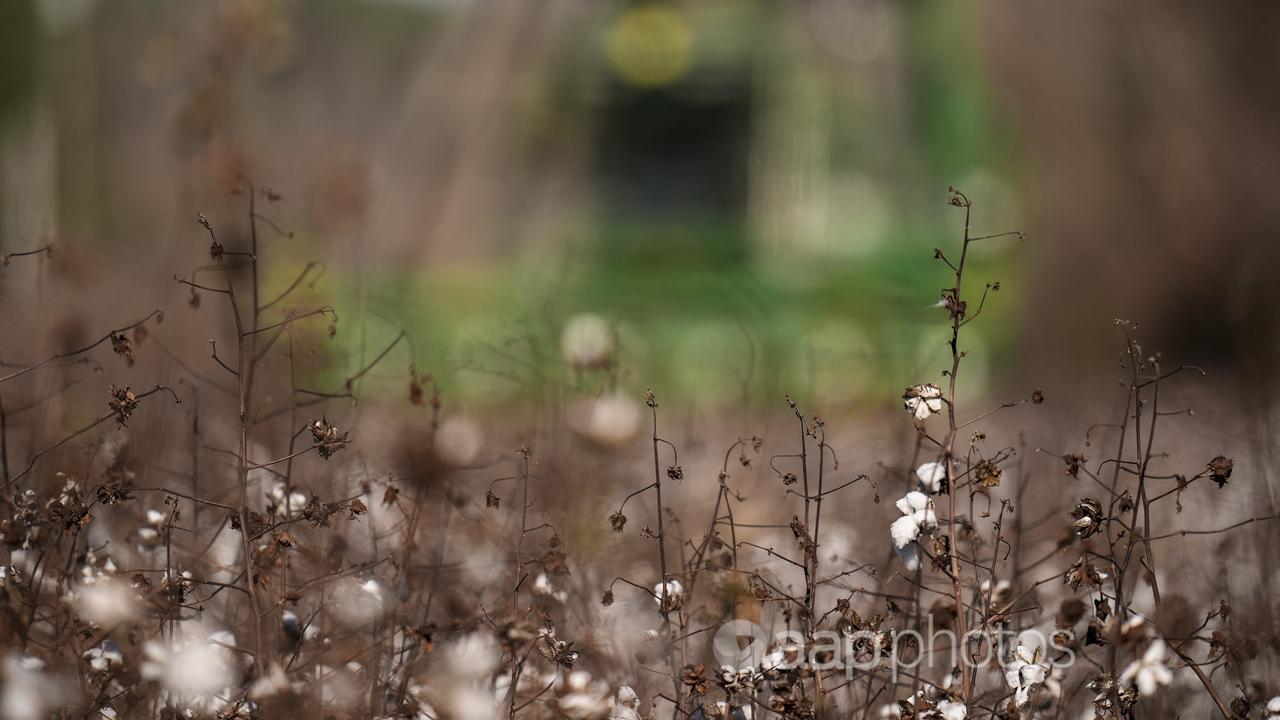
[313,233,1020,412]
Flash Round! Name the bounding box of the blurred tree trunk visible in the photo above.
[363,0,599,268]
[985,0,1280,394]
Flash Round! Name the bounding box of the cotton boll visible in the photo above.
[439,633,501,682]
[902,384,943,420]
[331,578,386,628]
[207,525,242,583]
[364,486,405,542]
[140,624,237,701]
[248,664,298,700]
[561,314,614,369]
[555,671,612,719]
[435,416,484,467]
[71,576,138,627]
[654,579,684,613]
[612,687,641,720]
[450,686,499,720]
[457,540,507,588]
[265,481,308,518]
[893,542,920,572]
[982,579,1012,605]
[1,655,59,720]
[575,394,642,448]
[890,515,921,550]
[83,641,124,673]
[1119,640,1172,696]
[915,462,946,494]
[1004,645,1048,707]
[308,664,360,709]
[532,573,568,603]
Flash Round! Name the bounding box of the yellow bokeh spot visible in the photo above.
[604,5,696,88]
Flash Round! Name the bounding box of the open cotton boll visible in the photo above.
[532,573,568,603]
[83,641,124,673]
[611,686,641,720]
[654,579,684,613]
[266,481,309,518]
[450,686,500,720]
[457,539,507,588]
[140,623,238,704]
[1,655,59,720]
[70,574,138,627]
[248,663,301,700]
[890,515,921,550]
[331,577,386,627]
[574,394,642,448]
[306,664,360,709]
[554,670,613,720]
[561,314,613,369]
[895,491,936,525]
[435,416,484,467]
[1119,640,1173,696]
[890,491,936,570]
[439,633,501,682]
[1004,645,1048,707]
[207,525,242,583]
[902,383,943,420]
[893,541,920,572]
[915,462,946,493]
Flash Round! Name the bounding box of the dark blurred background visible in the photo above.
[2,0,1279,415]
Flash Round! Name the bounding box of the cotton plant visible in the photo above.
[2,184,1268,720]
[890,491,938,570]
